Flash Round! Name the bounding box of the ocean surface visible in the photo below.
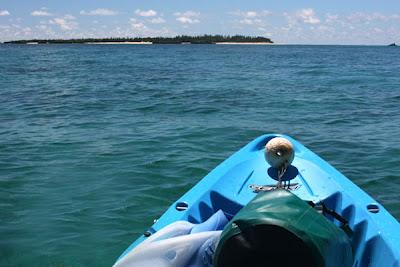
[0,44,399,266]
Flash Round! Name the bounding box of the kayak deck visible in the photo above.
[116,134,400,266]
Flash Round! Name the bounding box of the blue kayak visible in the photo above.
[114,134,400,267]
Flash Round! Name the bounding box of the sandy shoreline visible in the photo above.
[85,42,153,45]
[13,41,275,45]
[85,41,273,45]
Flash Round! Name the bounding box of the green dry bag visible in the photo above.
[214,189,353,267]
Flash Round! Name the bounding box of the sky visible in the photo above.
[1,0,399,44]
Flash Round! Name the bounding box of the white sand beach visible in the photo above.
[85,42,153,45]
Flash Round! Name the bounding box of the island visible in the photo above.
[3,35,273,45]
[388,43,397,47]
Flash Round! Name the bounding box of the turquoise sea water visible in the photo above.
[0,44,399,266]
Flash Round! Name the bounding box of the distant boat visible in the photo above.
[388,43,397,46]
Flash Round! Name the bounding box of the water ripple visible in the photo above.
[1,44,400,266]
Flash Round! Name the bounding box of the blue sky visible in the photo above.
[1,0,399,44]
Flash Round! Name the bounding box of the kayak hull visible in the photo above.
[116,134,400,266]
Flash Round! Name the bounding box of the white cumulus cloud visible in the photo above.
[64,14,76,20]
[176,16,198,24]
[239,18,262,25]
[80,8,118,16]
[174,11,200,24]
[296,8,320,24]
[149,17,165,24]
[49,15,78,30]
[230,10,271,18]
[243,11,257,18]
[130,18,147,30]
[31,10,52,17]
[135,9,157,17]
[0,10,10,16]
[230,10,271,27]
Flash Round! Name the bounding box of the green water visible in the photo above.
[0,44,399,266]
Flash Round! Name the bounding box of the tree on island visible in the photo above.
[4,35,273,44]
